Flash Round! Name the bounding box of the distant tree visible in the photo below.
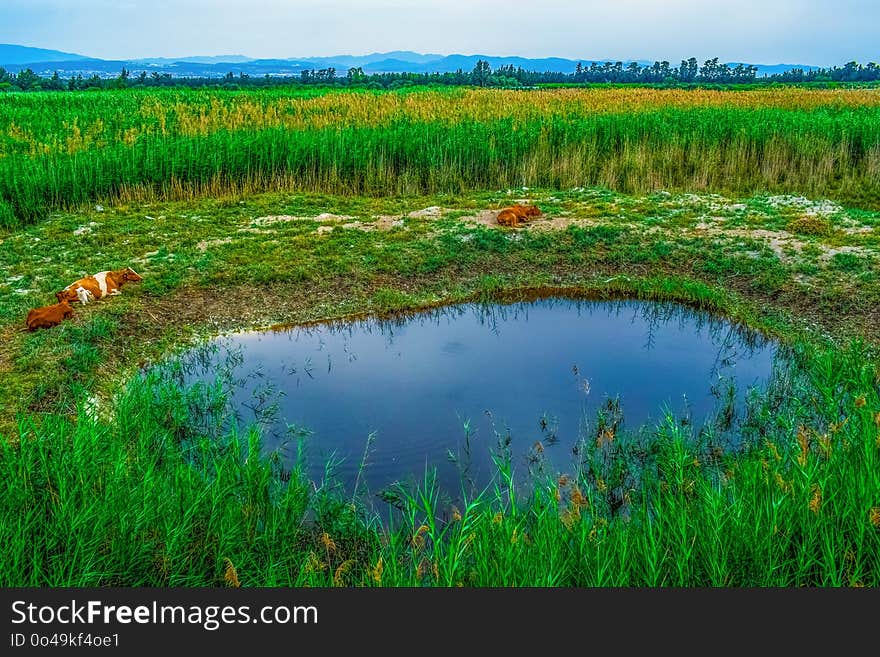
[472,59,491,86]
[679,57,698,82]
[110,67,130,89]
[14,68,42,91]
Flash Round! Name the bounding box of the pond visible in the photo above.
[171,297,784,498]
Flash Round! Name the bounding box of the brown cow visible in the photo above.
[57,267,143,304]
[26,299,74,331]
[496,204,542,227]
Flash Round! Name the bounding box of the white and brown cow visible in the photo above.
[57,267,143,304]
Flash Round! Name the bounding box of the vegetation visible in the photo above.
[3,56,880,93]
[1,185,879,586]
[2,86,880,226]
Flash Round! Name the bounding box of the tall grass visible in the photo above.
[2,87,880,226]
[2,338,877,586]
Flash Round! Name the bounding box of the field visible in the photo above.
[1,86,879,586]
[3,87,880,226]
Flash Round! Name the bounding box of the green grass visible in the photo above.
[1,186,879,586]
[2,86,880,225]
[2,323,877,586]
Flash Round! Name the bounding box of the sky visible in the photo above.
[1,0,877,65]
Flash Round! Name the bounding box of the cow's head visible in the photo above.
[56,289,78,303]
[120,267,143,283]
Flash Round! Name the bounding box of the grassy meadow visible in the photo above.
[1,86,879,586]
[2,86,880,226]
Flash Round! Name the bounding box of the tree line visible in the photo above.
[1,57,879,92]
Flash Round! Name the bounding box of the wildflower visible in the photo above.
[596,478,607,493]
[809,485,822,515]
[765,440,782,462]
[854,395,866,409]
[869,507,880,528]
[493,512,503,524]
[223,558,241,588]
[571,486,587,508]
[370,557,384,585]
[597,429,614,448]
[451,507,462,522]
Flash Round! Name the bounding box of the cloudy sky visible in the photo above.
[2,0,877,65]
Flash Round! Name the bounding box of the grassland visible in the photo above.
[1,181,879,586]
[3,86,880,226]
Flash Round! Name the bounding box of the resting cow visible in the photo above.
[26,299,74,331]
[496,204,542,227]
[57,267,143,304]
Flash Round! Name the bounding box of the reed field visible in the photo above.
[1,84,879,587]
[2,86,880,226]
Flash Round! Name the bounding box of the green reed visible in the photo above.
[2,87,879,226]
[1,336,877,587]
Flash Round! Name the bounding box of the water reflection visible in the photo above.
[154,298,784,501]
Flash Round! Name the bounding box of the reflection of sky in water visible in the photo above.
[182,299,779,496]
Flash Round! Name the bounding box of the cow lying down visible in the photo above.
[496,204,542,227]
[57,267,143,304]
[26,299,74,331]
[24,267,143,332]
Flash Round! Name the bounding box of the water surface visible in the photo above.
[178,298,781,496]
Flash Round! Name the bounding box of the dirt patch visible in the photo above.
[692,226,803,261]
[373,216,406,231]
[526,216,601,231]
[197,237,233,252]
[407,206,445,219]
[459,209,599,231]
[819,245,872,263]
[691,224,874,264]
[252,213,352,227]
[460,209,501,227]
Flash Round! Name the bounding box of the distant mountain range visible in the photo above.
[0,44,820,78]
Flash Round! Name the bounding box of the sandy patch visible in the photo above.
[373,216,406,231]
[460,209,503,227]
[197,237,233,252]
[819,245,872,263]
[252,213,353,227]
[526,216,601,231]
[407,206,445,219]
[691,224,874,264]
[841,225,874,235]
[459,209,597,231]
